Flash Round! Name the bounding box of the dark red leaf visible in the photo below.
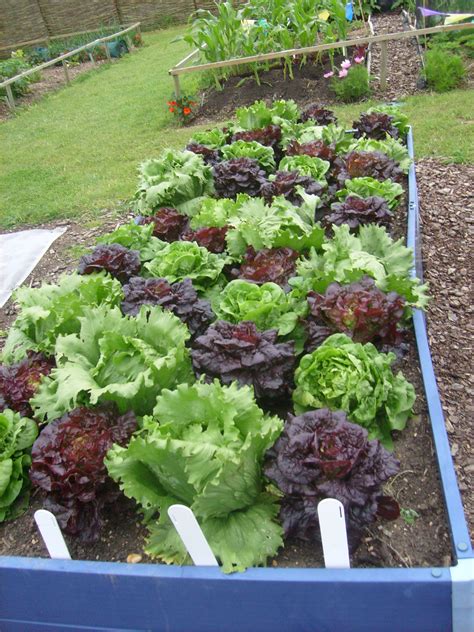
[78,244,141,284]
[0,352,55,417]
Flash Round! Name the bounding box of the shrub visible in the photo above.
[423,47,465,93]
[331,65,371,103]
[0,51,40,98]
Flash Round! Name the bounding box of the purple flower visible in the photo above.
[354,56,364,64]
[341,59,351,69]
[324,71,334,79]
[339,68,348,78]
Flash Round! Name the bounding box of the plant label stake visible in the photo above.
[34,509,71,560]
[317,499,350,569]
[168,505,218,567]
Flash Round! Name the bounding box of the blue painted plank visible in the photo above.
[0,558,451,632]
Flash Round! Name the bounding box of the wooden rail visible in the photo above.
[169,21,473,97]
[1,22,141,110]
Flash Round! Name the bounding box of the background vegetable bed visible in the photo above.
[0,99,455,571]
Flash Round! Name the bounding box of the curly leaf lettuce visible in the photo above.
[31,305,193,421]
[0,409,38,522]
[144,241,226,291]
[2,272,123,363]
[293,333,415,447]
[221,140,276,172]
[213,280,303,336]
[290,224,429,309]
[338,177,404,210]
[106,380,283,572]
[135,150,214,216]
[279,155,330,184]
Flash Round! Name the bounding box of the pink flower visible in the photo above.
[354,56,364,64]
[338,68,348,78]
[341,59,351,69]
[324,71,334,78]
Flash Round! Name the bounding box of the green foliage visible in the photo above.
[400,507,420,525]
[105,380,283,572]
[0,409,38,522]
[348,136,411,172]
[1,272,123,363]
[290,224,429,309]
[278,155,330,183]
[221,140,276,171]
[0,51,40,98]
[337,176,404,210]
[331,65,371,103]
[293,333,416,447]
[423,48,466,93]
[428,29,474,60]
[31,305,193,421]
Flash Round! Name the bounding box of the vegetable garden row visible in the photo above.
[1,99,433,572]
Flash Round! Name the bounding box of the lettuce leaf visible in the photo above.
[290,224,429,309]
[31,305,193,421]
[221,140,276,172]
[279,155,330,184]
[144,241,226,291]
[292,334,416,446]
[105,380,283,572]
[337,177,404,210]
[348,137,411,173]
[1,272,123,363]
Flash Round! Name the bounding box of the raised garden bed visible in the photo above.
[0,101,472,630]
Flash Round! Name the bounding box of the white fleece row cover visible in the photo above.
[0,227,68,308]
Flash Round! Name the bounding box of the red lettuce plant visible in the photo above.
[231,246,300,288]
[29,406,137,541]
[78,244,141,284]
[324,195,392,231]
[353,113,399,140]
[191,320,296,401]
[0,352,55,417]
[264,408,400,547]
[333,151,404,186]
[212,158,268,198]
[137,207,189,241]
[232,124,282,150]
[303,276,405,352]
[185,143,221,166]
[261,170,325,205]
[121,277,214,336]
[300,105,337,125]
[182,226,228,254]
[286,140,336,164]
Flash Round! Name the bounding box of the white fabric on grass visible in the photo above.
[0,227,68,308]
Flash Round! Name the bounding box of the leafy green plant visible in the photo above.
[293,333,416,447]
[423,48,466,93]
[221,140,276,171]
[0,409,38,522]
[31,305,193,421]
[0,51,40,98]
[331,65,371,103]
[106,380,283,573]
[400,507,420,525]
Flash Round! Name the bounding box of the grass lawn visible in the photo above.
[0,25,473,229]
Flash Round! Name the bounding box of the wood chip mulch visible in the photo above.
[417,157,474,535]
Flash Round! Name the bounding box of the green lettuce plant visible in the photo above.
[105,380,283,573]
[0,409,38,522]
[31,305,193,421]
[293,333,415,447]
[221,140,276,171]
[2,272,123,363]
[337,177,404,210]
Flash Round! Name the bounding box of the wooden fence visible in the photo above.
[169,21,474,97]
[0,23,141,110]
[0,0,245,53]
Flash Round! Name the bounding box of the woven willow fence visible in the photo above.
[0,0,245,52]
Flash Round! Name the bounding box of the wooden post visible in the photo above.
[89,49,96,66]
[5,84,16,110]
[380,40,388,90]
[62,60,70,84]
[172,74,181,99]
[125,35,133,52]
[105,44,112,63]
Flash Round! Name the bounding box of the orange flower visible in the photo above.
[168,100,177,106]
[183,107,191,115]
[169,107,175,113]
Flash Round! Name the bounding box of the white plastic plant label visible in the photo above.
[168,504,219,567]
[317,498,350,569]
[34,509,71,560]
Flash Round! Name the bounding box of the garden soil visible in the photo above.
[1,158,472,569]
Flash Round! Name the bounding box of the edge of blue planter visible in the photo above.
[0,128,471,632]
